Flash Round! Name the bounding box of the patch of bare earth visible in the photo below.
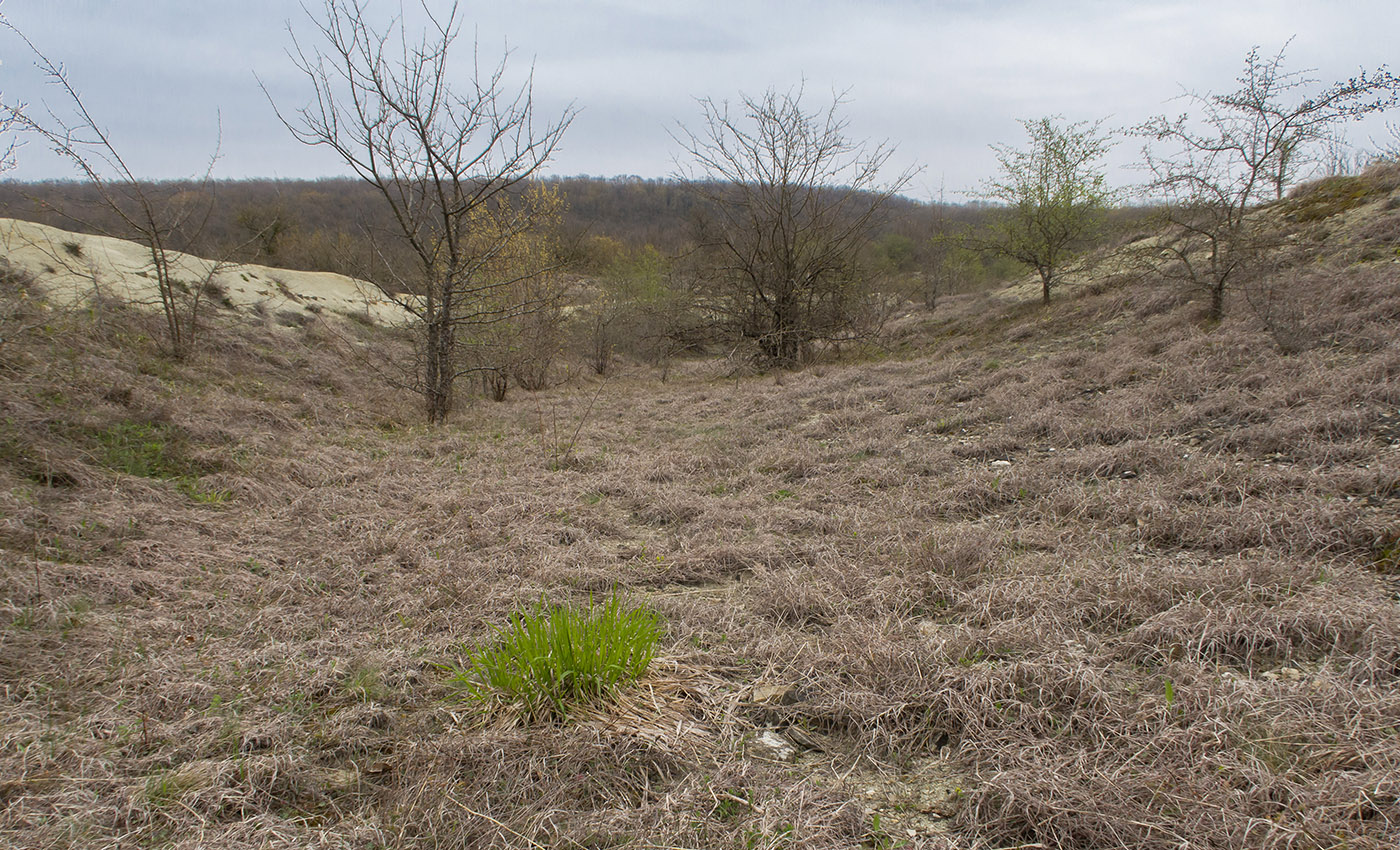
[3,172,1400,848]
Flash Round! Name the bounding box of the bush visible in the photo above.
[450,593,661,722]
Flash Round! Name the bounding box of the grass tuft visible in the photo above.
[449,593,661,722]
[87,421,198,480]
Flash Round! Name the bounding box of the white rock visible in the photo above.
[751,730,798,762]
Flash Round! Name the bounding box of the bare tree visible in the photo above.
[1377,121,1400,161]
[972,116,1114,305]
[271,0,574,423]
[3,19,224,358]
[0,96,18,176]
[579,243,690,376]
[0,3,21,175]
[1134,43,1398,322]
[674,85,916,367]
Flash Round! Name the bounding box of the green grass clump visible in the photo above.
[450,593,661,722]
[1287,174,1375,221]
[82,421,227,502]
[88,422,196,479]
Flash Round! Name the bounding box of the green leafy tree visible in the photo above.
[581,244,685,375]
[975,116,1113,304]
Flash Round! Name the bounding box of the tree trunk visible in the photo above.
[424,316,454,424]
[483,369,509,402]
[768,293,803,367]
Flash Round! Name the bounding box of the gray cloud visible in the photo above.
[2,0,1396,199]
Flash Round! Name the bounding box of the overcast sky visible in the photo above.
[2,0,1397,201]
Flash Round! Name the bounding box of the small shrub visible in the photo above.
[201,279,235,309]
[449,593,661,722]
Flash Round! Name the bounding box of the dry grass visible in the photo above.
[2,171,1399,848]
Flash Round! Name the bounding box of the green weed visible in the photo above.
[930,416,964,434]
[178,478,232,504]
[86,421,201,480]
[59,596,93,636]
[449,593,661,722]
[867,812,906,849]
[144,769,198,808]
[342,665,385,702]
[713,788,753,821]
[9,607,37,630]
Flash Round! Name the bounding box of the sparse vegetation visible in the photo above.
[5,167,1400,845]
[3,20,232,359]
[1134,42,1399,321]
[86,421,197,480]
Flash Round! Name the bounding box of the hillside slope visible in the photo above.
[1,168,1399,849]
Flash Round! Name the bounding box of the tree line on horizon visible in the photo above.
[0,174,1033,276]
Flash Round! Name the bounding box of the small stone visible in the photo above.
[751,684,798,706]
[751,730,798,762]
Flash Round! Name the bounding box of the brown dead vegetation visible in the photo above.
[2,166,1399,848]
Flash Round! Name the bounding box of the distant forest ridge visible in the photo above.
[0,175,1153,282]
[0,175,950,248]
